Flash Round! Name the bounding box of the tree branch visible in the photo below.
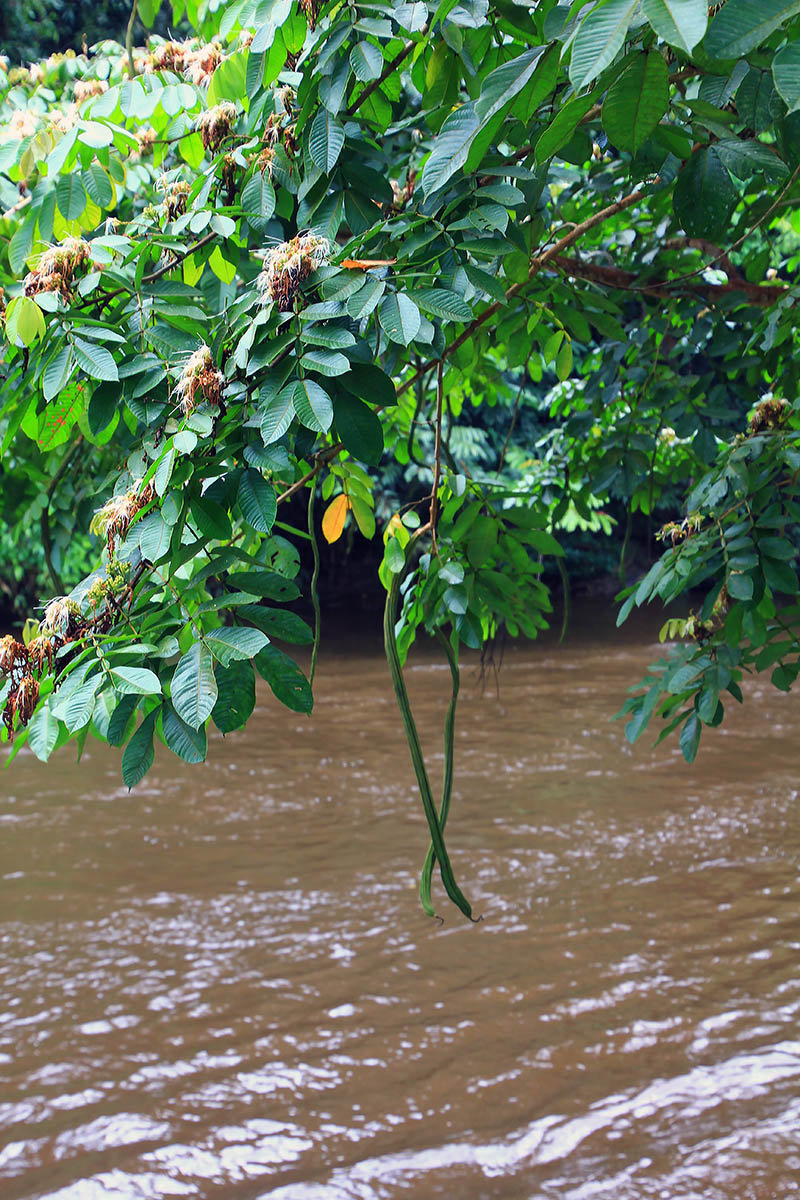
[346,32,423,117]
[398,186,646,397]
[551,253,790,306]
[125,0,139,78]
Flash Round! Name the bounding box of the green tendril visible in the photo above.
[383,541,474,921]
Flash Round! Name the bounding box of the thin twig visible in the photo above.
[125,0,139,78]
[346,32,424,116]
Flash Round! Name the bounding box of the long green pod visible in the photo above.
[419,629,459,916]
[383,553,473,920]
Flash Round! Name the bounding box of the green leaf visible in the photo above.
[122,709,158,789]
[27,704,61,762]
[339,363,397,407]
[204,625,269,666]
[52,677,100,731]
[705,0,800,60]
[227,570,300,601]
[535,94,596,161]
[602,52,669,153]
[570,0,639,90]
[333,392,384,464]
[346,275,386,318]
[350,41,383,81]
[207,49,247,106]
[110,666,163,695]
[474,46,544,122]
[241,171,276,225]
[241,604,313,644]
[4,297,46,348]
[525,528,565,557]
[301,348,351,376]
[73,336,119,382]
[679,711,701,763]
[255,644,313,713]
[421,104,479,195]
[162,702,207,763]
[43,344,74,401]
[107,694,138,746]
[309,109,345,173]
[56,174,87,220]
[261,385,296,444]
[292,378,333,432]
[137,512,171,563]
[673,146,737,240]
[715,137,789,182]
[84,162,113,208]
[171,643,217,730]
[773,40,800,111]
[379,293,421,345]
[642,0,708,53]
[412,288,472,321]
[238,468,278,533]
[212,659,256,733]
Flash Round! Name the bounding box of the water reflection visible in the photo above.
[1,628,799,1198]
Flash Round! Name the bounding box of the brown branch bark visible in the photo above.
[552,253,789,306]
[346,32,423,117]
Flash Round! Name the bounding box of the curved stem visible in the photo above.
[557,556,571,644]
[419,628,459,916]
[307,479,321,687]
[383,537,474,920]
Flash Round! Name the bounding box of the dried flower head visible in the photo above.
[196,101,237,153]
[73,79,108,104]
[90,483,155,556]
[3,673,39,737]
[148,39,190,74]
[749,396,790,435]
[27,635,55,678]
[257,233,332,311]
[299,0,320,30]
[173,344,225,415]
[23,237,90,301]
[0,636,29,685]
[185,41,224,87]
[160,177,190,221]
[42,596,81,640]
[135,126,157,156]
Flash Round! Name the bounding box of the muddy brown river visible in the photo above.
[1,619,799,1199]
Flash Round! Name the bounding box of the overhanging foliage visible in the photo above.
[1,0,800,916]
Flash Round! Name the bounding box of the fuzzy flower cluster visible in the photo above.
[160,177,190,221]
[90,482,155,556]
[196,101,237,153]
[257,234,332,312]
[172,344,225,415]
[0,596,79,737]
[23,237,90,301]
[749,395,790,435]
[145,38,224,87]
[73,79,108,104]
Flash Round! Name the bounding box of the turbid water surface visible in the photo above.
[1,622,799,1198]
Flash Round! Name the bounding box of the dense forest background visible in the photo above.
[1,0,177,68]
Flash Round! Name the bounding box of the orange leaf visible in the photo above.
[340,258,398,269]
[322,493,350,543]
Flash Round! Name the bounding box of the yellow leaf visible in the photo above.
[322,493,350,543]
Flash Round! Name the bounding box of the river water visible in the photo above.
[1,620,799,1199]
